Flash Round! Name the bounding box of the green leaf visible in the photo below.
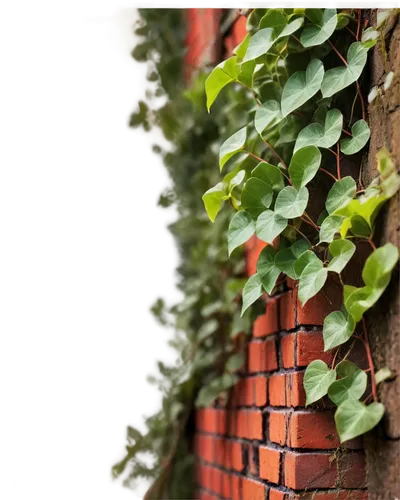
[243,28,276,62]
[328,360,367,405]
[238,59,257,88]
[259,9,287,34]
[275,248,297,279]
[345,285,383,323]
[289,146,322,189]
[327,239,356,273]
[275,186,309,219]
[319,215,346,243]
[225,169,246,194]
[291,238,311,258]
[257,246,281,293]
[205,56,239,111]
[255,100,283,135]
[321,42,368,98]
[219,127,247,171]
[226,352,245,372]
[202,182,228,222]
[304,360,337,405]
[340,120,370,155]
[241,178,273,218]
[294,109,343,152]
[252,162,285,192]
[241,274,263,315]
[375,366,395,385]
[281,59,324,116]
[197,319,219,342]
[228,211,255,256]
[298,258,328,305]
[301,9,337,47]
[278,16,304,38]
[361,27,380,48]
[294,250,319,278]
[335,400,385,442]
[195,374,239,407]
[362,243,399,289]
[323,311,355,351]
[233,34,250,60]
[256,210,288,244]
[326,176,356,214]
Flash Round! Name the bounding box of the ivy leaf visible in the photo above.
[228,211,255,256]
[281,59,325,117]
[233,34,250,60]
[256,210,288,244]
[294,109,343,152]
[375,366,395,385]
[275,248,297,279]
[361,27,380,49]
[304,359,337,405]
[257,246,281,293]
[225,352,245,372]
[241,178,273,218]
[289,145,322,189]
[278,16,304,38]
[362,243,399,289]
[298,258,328,305]
[275,186,309,219]
[301,9,338,47]
[319,215,346,243]
[340,120,370,155]
[259,9,287,34]
[328,360,367,405]
[345,285,383,323]
[326,176,356,214]
[219,127,247,171]
[323,310,355,351]
[205,56,239,111]
[243,28,276,62]
[241,274,263,315]
[196,373,239,407]
[321,42,368,98]
[252,162,285,192]
[294,249,319,278]
[291,238,311,257]
[255,100,283,135]
[197,319,219,342]
[335,400,385,443]
[225,169,246,194]
[202,182,228,222]
[327,239,356,273]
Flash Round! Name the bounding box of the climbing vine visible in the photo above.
[203,8,399,443]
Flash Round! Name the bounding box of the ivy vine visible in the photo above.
[203,8,399,443]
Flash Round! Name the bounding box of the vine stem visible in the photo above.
[303,212,319,230]
[261,138,288,169]
[246,150,266,163]
[357,9,361,40]
[342,129,353,137]
[362,317,378,403]
[289,224,311,244]
[336,143,341,180]
[320,167,338,181]
[331,347,340,369]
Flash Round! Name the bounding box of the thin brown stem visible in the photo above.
[331,347,340,369]
[357,9,361,40]
[367,238,377,251]
[289,224,311,244]
[320,167,338,182]
[262,138,288,169]
[362,318,378,403]
[304,212,319,230]
[336,143,341,180]
[328,39,348,67]
[345,25,357,39]
[342,129,353,137]
[246,150,266,163]
[356,81,366,121]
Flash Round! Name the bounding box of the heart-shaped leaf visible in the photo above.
[281,59,325,116]
[321,42,369,98]
[326,176,356,214]
[298,258,328,305]
[362,243,399,289]
[252,162,285,192]
[294,250,319,278]
[219,127,247,171]
[328,360,367,405]
[241,274,263,315]
[327,239,356,273]
[243,28,276,62]
[301,9,338,47]
[257,246,281,293]
[345,285,383,323]
[323,310,355,351]
[241,178,273,217]
[335,399,385,442]
[319,215,346,243]
[340,120,371,155]
[256,210,288,244]
[275,248,297,279]
[205,56,239,111]
[228,211,255,256]
[304,359,337,405]
[275,186,309,219]
[202,182,228,222]
[289,146,322,189]
[278,16,304,38]
[259,9,287,34]
[294,109,343,152]
[255,100,283,135]
[291,238,311,258]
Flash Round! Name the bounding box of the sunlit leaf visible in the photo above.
[205,56,239,111]
[327,239,356,273]
[256,209,288,244]
[323,310,355,351]
[319,215,346,243]
[301,9,337,47]
[275,186,309,218]
[241,274,263,315]
[298,258,328,305]
[335,400,385,442]
[228,210,255,256]
[326,176,356,214]
[304,359,337,405]
[202,182,228,222]
[219,127,247,171]
[243,28,276,62]
[362,243,399,289]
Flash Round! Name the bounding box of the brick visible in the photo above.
[223,473,242,500]
[287,372,306,407]
[269,374,286,406]
[292,491,367,500]
[288,412,339,449]
[230,440,244,472]
[248,338,278,373]
[283,452,338,489]
[279,290,296,330]
[269,489,287,500]
[296,278,342,326]
[253,299,279,337]
[253,375,268,406]
[210,466,224,496]
[196,408,226,435]
[242,477,266,500]
[234,410,263,440]
[246,235,268,277]
[269,411,288,445]
[259,445,281,484]
[281,333,296,368]
[339,452,366,488]
[248,444,259,476]
[297,330,333,366]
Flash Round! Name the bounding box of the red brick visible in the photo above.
[287,372,306,407]
[297,330,333,366]
[288,412,339,449]
[281,334,296,368]
[253,375,268,406]
[242,477,266,500]
[248,338,278,373]
[259,445,281,484]
[253,299,279,337]
[339,452,366,488]
[230,441,244,472]
[211,466,224,496]
[196,408,226,435]
[199,492,219,500]
[269,411,288,445]
[284,452,338,489]
[269,489,287,500]
[292,491,367,500]
[269,374,286,406]
[248,444,259,476]
[246,236,268,277]
[279,291,296,330]
[296,278,342,326]
[222,472,242,500]
[235,410,263,440]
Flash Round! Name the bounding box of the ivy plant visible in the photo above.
[203,8,399,443]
